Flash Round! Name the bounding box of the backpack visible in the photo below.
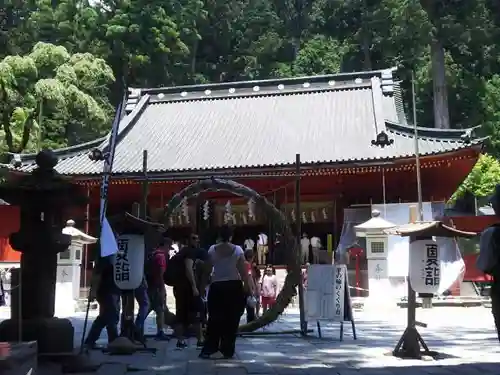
[144,249,166,287]
[477,223,500,277]
[163,251,185,286]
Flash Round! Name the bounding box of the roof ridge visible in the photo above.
[140,67,398,95]
[6,136,107,161]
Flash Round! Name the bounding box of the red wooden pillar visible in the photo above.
[0,205,20,262]
[348,246,364,297]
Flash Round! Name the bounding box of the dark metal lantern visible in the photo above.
[89,148,106,161]
[371,131,394,148]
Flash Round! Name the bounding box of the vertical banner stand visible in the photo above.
[309,265,357,341]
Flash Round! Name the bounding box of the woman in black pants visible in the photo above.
[200,225,251,359]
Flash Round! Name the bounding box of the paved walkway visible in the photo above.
[18,306,497,374]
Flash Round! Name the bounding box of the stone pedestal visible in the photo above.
[0,258,75,354]
[0,341,37,375]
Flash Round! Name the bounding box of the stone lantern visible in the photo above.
[354,209,396,301]
[55,220,97,315]
[0,149,87,354]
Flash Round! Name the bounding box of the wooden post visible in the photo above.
[296,154,307,336]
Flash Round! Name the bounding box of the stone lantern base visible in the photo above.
[0,317,74,354]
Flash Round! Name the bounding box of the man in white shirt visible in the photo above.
[244,238,255,252]
[310,236,321,264]
[256,233,268,265]
[300,233,310,265]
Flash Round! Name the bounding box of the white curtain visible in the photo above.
[335,207,372,259]
[373,202,465,294]
[432,203,465,294]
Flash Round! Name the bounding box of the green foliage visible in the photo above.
[0,42,114,153]
[451,154,500,202]
[1,0,500,165]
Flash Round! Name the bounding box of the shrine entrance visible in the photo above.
[163,177,301,332]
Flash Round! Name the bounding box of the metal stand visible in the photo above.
[295,154,308,337]
[392,276,431,358]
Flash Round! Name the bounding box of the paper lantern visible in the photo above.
[114,234,145,290]
[409,239,440,294]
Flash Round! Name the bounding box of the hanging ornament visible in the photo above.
[247,198,256,220]
[242,213,248,225]
[302,211,307,223]
[203,201,210,221]
[224,200,233,224]
[322,208,328,220]
[311,211,316,223]
[291,209,296,222]
[181,197,190,224]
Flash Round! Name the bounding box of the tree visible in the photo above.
[451,154,500,203]
[0,42,114,153]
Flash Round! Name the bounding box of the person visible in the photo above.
[200,225,250,359]
[252,262,262,317]
[260,265,278,313]
[187,234,210,347]
[256,232,268,265]
[171,234,208,349]
[477,184,500,341]
[0,272,5,307]
[244,249,258,323]
[143,237,171,340]
[84,255,120,348]
[310,235,321,264]
[300,233,310,264]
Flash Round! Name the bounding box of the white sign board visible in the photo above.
[113,234,145,290]
[306,264,349,322]
[409,239,440,294]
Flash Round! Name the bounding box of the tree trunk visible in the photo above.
[430,38,450,129]
[361,32,372,71]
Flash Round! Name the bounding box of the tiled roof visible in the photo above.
[3,68,482,177]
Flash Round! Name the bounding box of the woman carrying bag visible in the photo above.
[199,225,251,359]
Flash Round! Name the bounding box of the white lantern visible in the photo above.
[409,239,440,294]
[113,234,145,290]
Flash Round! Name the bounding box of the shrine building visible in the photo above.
[0,68,483,290]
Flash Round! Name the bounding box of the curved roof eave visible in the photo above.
[385,121,482,140]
